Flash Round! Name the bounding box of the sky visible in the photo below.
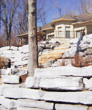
[37,0,81,26]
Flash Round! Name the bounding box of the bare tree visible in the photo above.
[14,0,28,35]
[55,0,62,17]
[0,0,19,46]
[79,0,92,14]
[28,0,37,76]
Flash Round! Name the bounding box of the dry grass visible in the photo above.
[0,57,9,69]
[71,54,90,67]
[61,59,66,66]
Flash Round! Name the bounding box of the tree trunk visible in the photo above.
[28,0,37,77]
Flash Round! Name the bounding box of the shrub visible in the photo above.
[71,54,90,67]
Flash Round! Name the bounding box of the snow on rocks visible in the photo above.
[1,75,20,84]
[62,34,92,66]
[0,39,61,68]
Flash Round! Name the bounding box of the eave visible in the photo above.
[42,27,54,31]
[16,31,46,38]
[72,20,92,25]
[51,19,76,24]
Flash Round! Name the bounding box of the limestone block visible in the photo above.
[80,43,88,51]
[25,77,40,88]
[1,69,7,75]
[11,68,19,75]
[0,96,16,110]
[2,75,20,84]
[16,99,53,110]
[14,60,28,67]
[0,84,20,96]
[3,88,43,100]
[3,88,92,105]
[39,77,83,90]
[35,66,92,78]
[41,91,92,105]
[55,104,88,110]
[0,105,8,110]
[5,68,12,75]
[83,78,92,90]
[69,38,79,44]
[17,107,45,110]
[17,69,28,76]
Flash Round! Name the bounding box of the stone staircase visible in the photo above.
[39,38,70,64]
[0,66,92,110]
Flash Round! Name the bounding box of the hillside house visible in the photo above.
[16,13,92,45]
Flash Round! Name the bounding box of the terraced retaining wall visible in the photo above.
[0,66,92,110]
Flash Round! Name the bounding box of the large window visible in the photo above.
[66,27,70,38]
[76,31,81,38]
[58,27,62,37]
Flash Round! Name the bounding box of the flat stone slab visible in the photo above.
[39,77,83,90]
[17,107,45,110]
[83,78,92,90]
[55,104,88,110]
[0,84,20,96]
[1,75,20,84]
[35,66,92,78]
[3,88,42,99]
[26,77,39,88]
[26,77,83,91]
[16,99,53,110]
[0,69,7,75]
[0,96,16,109]
[41,91,92,105]
[3,88,92,105]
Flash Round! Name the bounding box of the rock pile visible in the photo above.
[1,66,92,109]
[62,34,92,66]
[0,39,61,68]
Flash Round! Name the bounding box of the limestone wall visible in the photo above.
[0,66,92,110]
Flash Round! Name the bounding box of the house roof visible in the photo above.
[41,23,54,31]
[56,15,76,21]
[52,15,76,24]
[75,13,92,22]
[16,13,92,38]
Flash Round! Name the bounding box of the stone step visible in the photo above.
[0,84,20,96]
[1,75,20,84]
[17,107,45,110]
[16,99,53,110]
[26,77,83,91]
[55,104,88,110]
[35,66,92,78]
[0,96,16,110]
[3,88,92,105]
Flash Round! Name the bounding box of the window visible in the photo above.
[76,31,82,38]
[66,27,70,38]
[58,27,62,37]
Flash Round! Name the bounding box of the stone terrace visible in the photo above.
[0,66,92,110]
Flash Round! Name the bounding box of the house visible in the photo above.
[16,13,92,45]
